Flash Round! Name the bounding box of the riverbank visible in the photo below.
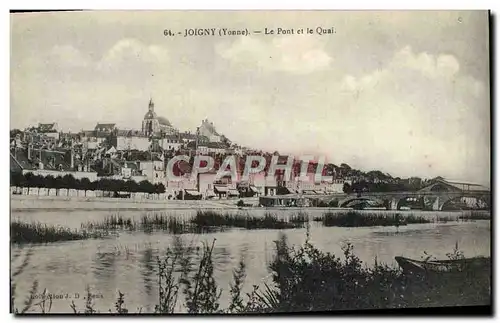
[10,194,239,211]
[11,233,491,314]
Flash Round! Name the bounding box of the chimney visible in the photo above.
[28,144,31,160]
[70,149,74,169]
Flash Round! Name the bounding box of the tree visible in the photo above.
[79,177,91,195]
[138,180,149,193]
[44,175,55,190]
[74,178,82,192]
[24,172,36,194]
[32,175,44,189]
[340,163,351,170]
[10,171,23,187]
[126,180,138,193]
[155,183,166,194]
[54,176,64,196]
[10,129,22,139]
[90,180,98,191]
[342,182,352,194]
[64,174,77,187]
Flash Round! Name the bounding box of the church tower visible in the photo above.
[142,98,160,136]
[148,98,154,112]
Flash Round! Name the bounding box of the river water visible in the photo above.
[10,209,491,313]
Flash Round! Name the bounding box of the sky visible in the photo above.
[10,11,490,185]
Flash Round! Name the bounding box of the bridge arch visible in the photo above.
[339,196,386,208]
[441,195,490,211]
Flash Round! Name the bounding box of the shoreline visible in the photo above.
[10,195,490,214]
[10,194,240,211]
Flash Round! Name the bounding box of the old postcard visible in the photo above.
[10,10,491,314]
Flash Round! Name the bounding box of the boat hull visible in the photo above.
[395,256,490,276]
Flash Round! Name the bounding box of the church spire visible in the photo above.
[148,97,154,112]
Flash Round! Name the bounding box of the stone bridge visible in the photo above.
[302,180,491,211]
[334,190,491,210]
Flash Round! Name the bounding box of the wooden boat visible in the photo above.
[395,256,490,275]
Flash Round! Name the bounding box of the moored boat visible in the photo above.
[395,256,490,276]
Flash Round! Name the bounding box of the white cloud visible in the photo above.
[392,46,460,79]
[98,38,169,73]
[49,45,91,68]
[217,35,332,74]
[331,46,488,183]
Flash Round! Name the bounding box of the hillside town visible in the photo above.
[10,98,486,203]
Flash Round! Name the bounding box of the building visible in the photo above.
[418,179,489,193]
[198,119,222,142]
[80,124,115,149]
[111,130,151,151]
[24,123,60,141]
[206,142,228,154]
[94,123,116,133]
[10,145,98,181]
[37,123,60,140]
[160,135,182,152]
[141,98,177,137]
[138,158,165,183]
[179,132,197,144]
[259,195,309,207]
[197,172,217,198]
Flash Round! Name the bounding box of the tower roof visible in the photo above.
[144,111,157,119]
[158,116,172,127]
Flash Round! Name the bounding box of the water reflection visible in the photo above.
[140,246,155,313]
[93,246,117,290]
[10,209,491,313]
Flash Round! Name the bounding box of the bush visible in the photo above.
[11,221,105,244]
[265,233,491,312]
[320,211,430,227]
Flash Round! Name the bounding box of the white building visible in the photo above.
[112,130,151,151]
[142,98,177,136]
[138,159,164,182]
[198,119,222,142]
[160,135,182,151]
[37,123,60,140]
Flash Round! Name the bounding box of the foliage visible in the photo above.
[12,234,491,314]
[10,171,164,194]
[264,233,490,312]
[318,211,430,227]
[11,221,105,244]
[192,210,305,230]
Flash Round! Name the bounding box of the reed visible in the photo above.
[82,214,136,231]
[459,211,491,221]
[288,211,309,224]
[318,211,430,227]
[191,210,303,230]
[11,221,104,244]
[12,233,490,314]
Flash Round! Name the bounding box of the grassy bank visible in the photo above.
[191,210,307,230]
[11,221,105,244]
[313,211,431,227]
[459,211,491,221]
[12,231,491,314]
[81,211,307,234]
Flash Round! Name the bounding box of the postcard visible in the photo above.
[10,10,491,315]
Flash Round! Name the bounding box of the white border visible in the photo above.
[2,1,498,323]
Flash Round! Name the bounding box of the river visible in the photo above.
[10,208,491,313]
